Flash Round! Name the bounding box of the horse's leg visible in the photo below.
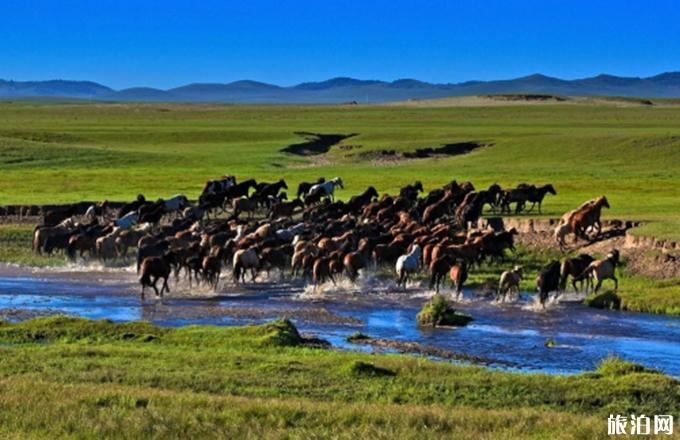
[151,277,160,297]
[594,278,602,293]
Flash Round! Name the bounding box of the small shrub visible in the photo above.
[596,356,658,376]
[345,360,396,377]
[257,318,303,347]
[416,295,473,327]
[346,332,371,342]
[584,290,621,310]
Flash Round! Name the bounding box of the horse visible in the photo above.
[559,254,594,291]
[201,175,236,196]
[343,246,369,283]
[297,177,325,199]
[139,253,175,300]
[96,227,124,261]
[254,179,288,200]
[312,256,335,288]
[163,194,190,214]
[202,252,222,290]
[232,248,259,283]
[537,260,561,306]
[269,199,304,220]
[422,190,454,224]
[429,255,453,294]
[498,265,523,301]
[525,184,556,214]
[569,196,610,241]
[309,177,344,202]
[33,218,77,254]
[233,197,257,219]
[346,186,379,213]
[117,194,147,218]
[399,181,424,200]
[449,260,468,300]
[581,249,620,292]
[115,211,139,229]
[395,244,422,287]
[479,184,502,213]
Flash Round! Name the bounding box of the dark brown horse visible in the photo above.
[559,254,594,291]
[139,253,175,300]
[449,260,468,300]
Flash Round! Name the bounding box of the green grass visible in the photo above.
[1,102,680,239]
[0,316,677,438]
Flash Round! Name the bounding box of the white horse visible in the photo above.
[204,176,236,194]
[395,244,422,287]
[276,223,305,241]
[233,248,260,283]
[84,205,97,220]
[309,177,344,201]
[582,250,620,292]
[164,194,190,214]
[498,265,523,301]
[115,211,138,229]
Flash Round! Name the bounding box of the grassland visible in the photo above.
[0,101,679,240]
[0,316,677,438]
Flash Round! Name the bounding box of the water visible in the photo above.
[1,264,680,377]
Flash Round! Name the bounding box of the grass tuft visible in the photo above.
[416,295,473,327]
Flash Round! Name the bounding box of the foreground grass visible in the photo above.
[0,102,679,239]
[0,317,677,438]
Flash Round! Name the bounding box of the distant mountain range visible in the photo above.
[2,72,680,103]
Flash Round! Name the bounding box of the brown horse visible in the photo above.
[449,260,468,300]
[139,253,175,300]
[343,246,369,283]
[559,254,594,291]
[429,255,453,293]
[569,196,610,241]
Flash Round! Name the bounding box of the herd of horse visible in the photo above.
[30,175,617,305]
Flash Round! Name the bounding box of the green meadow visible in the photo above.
[0,101,679,239]
[0,316,677,439]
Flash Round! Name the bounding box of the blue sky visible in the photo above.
[2,0,679,89]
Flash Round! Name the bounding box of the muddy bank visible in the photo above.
[489,217,680,279]
[347,333,519,368]
[280,132,357,156]
[485,94,567,102]
[361,141,491,164]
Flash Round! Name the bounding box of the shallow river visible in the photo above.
[1,264,679,377]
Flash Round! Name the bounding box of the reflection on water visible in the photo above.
[1,265,680,377]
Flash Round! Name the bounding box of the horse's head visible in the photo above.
[368,186,378,199]
[607,249,620,265]
[599,196,610,209]
[488,183,502,195]
[414,181,424,192]
[546,184,557,195]
[279,179,288,189]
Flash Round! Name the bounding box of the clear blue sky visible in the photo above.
[2,0,679,89]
